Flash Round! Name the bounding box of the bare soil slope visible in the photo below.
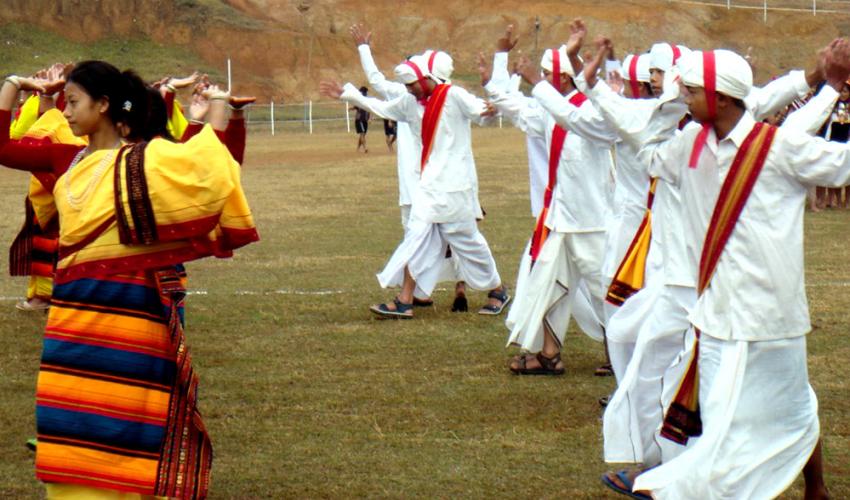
[2,0,850,99]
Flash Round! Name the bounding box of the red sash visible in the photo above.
[420,84,451,174]
[528,91,588,263]
[688,51,717,168]
[628,55,640,99]
[661,121,778,445]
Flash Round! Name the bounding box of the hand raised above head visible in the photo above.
[565,18,587,57]
[350,23,372,47]
[319,80,345,100]
[496,24,518,53]
[582,36,612,89]
[516,54,542,86]
[169,71,201,90]
[824,37,850,90]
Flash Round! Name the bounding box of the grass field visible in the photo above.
[0,128,848,498]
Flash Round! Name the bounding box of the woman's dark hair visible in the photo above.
[67,60,167,142]
[145,87,175,142]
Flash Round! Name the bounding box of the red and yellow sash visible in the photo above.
[606,177,658,306]
[529,92,588,263]
[661,121,778,445]
[420,84,451,174]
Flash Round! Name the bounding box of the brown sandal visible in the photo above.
[510,352,565,376]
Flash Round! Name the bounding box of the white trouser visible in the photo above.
[635,334,819,500]
[377,218,500,299]
[603,283,695,465]
[506,231,606,353]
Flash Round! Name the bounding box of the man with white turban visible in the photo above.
[320,51,510,318]
[479,25,610,376]
[485,20,617,376]
[576,34,838,498]
[605,42,850,499]
[349,25,470,310]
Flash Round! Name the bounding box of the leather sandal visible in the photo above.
[510,352,565,376]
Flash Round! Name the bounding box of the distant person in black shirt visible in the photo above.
[384,119,397,152]
[352,86,370,153]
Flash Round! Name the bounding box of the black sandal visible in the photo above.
[510,352,565,376]
[478,288,511,315]
[369,297,414,319]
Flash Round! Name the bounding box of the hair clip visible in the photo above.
[123,100,132,112]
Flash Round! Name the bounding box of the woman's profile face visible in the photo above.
[63,81,108,137]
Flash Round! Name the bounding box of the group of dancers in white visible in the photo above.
[320,17,849,499]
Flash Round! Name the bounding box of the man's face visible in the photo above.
[650,68,665,96]
[681,84,710,123]
[840,84,850,102]
[405,82,424,101]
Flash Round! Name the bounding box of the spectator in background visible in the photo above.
[814,80,850,209]
[384,118,397,152]
[353,86,370,153]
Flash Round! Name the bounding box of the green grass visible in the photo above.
[0,128,847,498]
[0,22,224,83]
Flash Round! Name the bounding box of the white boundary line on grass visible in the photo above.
[0,283,848,302]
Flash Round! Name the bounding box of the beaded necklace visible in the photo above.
[64,141,121,210]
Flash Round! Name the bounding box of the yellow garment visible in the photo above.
[55,125,257,277]
[166,99,188,140]
[22,108,88,226]
[45,483,167,500]
[26,275,53,300]
[9,94,40,140]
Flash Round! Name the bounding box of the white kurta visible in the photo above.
[340,83,499,294]
[631,88,850,496]
[586,70,823,472]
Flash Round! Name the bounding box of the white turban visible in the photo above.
[622,54,651,82]
[649,43,691,72]
[394,55,428,84]
[678,49,752,100]
[420,50,454,83]
[540,46,577,77]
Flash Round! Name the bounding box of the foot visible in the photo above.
[598,394,611,407]
[804,486,830,500]
[601,469,651,500]
[16,297,50,311]
[594,362,614,377]
[478,286,511,315]
[369,297,413,319]
[509,351,565,375]
[452,282,468,312]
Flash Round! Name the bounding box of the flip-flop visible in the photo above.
[26,438,37,452]
[600,470,651,500]
[478,288,511,315]
[451,294,468,312]
[369,298,413,319]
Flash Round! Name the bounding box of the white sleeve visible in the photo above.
[531,81,619,144]
[780,84,838,135]
[357,45,407,100]
[448,86,495,127]
[485,82,546,137]
[341,83,418,127]
[637,122,698,185]
[746,70,812,121]
[775,127,850,187]
[488,52,512,92]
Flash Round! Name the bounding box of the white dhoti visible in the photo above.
[505,231,606,352]
[377,218,500,299]
[604,283,696,465]
[634,334,819,499]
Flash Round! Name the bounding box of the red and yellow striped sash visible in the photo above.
[420,84,451,174]
[661,121,777,445]
[605,177,659,306]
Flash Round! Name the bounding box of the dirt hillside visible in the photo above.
[2,0,850,99]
